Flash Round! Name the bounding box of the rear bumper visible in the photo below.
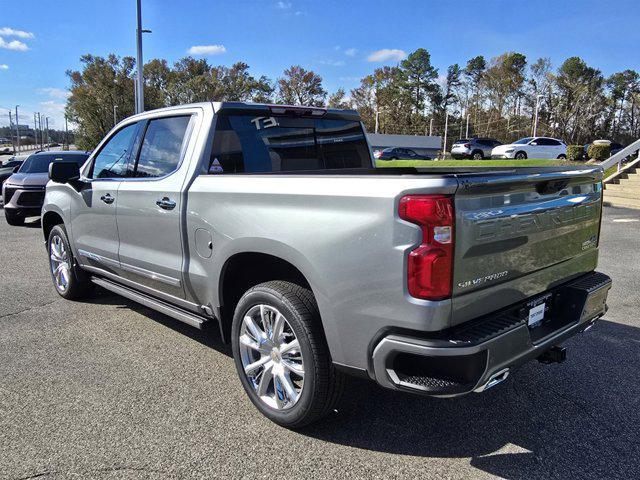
[371,271,612,397]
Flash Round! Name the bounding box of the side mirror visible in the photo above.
[49,161,80,184]
[530,141,538,146]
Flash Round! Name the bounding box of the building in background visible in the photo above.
[367,133,441,158]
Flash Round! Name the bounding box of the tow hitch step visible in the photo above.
[537,345,567,364]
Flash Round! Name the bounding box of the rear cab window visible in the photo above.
[207,113,371,174]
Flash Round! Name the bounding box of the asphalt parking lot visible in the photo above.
[1,206,639,480]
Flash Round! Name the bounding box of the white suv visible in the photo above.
[491,137,567,160]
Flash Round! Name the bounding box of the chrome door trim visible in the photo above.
[78,250,181,287]
[119,260,182,287]
[77,249,120,268]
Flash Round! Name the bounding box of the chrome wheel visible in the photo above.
[239,304,304,410]
[49,235,71,293]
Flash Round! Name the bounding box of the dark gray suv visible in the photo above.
[3,151,89,226]
[451,138,502,160]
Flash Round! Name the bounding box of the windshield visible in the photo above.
[18,154,89,174]
[512,137,534,145]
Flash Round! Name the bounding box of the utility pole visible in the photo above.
[37,113,43,150]
[374,109,379,134]
[113,105,118,126]
[8,110,15,153]
[64,116,69,150]
[33,113,38,148]
[465,114,470,138]
[15,106,20,151]
[135,0,151,114]
[442,111,449,160]
[45,117,49,150]
[429,118,433,137]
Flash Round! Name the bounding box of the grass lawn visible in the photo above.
[375,159,573,168]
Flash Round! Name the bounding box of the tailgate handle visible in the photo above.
[536,179,569,195]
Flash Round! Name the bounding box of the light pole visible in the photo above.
[135,0,152,114]
[374,109,379,134]
[533,94,543,137]
[465,113,470,138]
[45,117,50,150]
[15,105,20,151]
[113,105,118,126]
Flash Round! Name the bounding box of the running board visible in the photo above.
[91,276,210,329]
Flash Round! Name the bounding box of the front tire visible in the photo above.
[4,210,24,226]
[231,280,344,428]
[48,224,93,300]
[515,151,527,160]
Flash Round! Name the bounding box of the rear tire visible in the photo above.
[47,224,93,300]
[4,210,24,226]
[231,280,344,428]
[472,150,484,160]
[515,151,527,160]
[557,154,567,160]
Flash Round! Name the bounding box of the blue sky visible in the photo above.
[1,0,639,130]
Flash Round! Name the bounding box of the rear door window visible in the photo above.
[208,114,371,173]
[133,116,192,178]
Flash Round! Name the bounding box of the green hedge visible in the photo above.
[587,143,611,161]
[567,145,584,161]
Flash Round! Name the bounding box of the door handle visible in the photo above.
[156,197,176,210]
[100,193,115,204]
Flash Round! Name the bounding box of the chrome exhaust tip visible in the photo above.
[474,368,510,393]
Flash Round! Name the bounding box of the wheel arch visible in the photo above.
[42,209,65,241]
[217,248,328,347]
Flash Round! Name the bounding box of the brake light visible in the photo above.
[398,195,454,300]
[464,143,470,148]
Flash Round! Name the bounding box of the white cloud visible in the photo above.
[0,64,8,70]
[0,37,28,51]
[345,48,357,57]
[367,48,407,62]
[39,87,71,99]
[276,1,292,9]
[40,100,67,128]
[187,44,226,56]
[320,59,346,67]
[0,27,34,39]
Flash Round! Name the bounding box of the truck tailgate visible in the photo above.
[451,167,603,326]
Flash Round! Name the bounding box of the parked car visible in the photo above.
[42,102,610,428]
[0,155,26,189]
[0,144,13,154]
[2,151,89,225]
[451,138,502,160]
[491,137,567,159]
[375,147,431,160]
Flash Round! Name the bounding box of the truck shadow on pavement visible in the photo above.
[85,289,637,480]
[305,318,639,480]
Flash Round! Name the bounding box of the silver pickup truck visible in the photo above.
[42,102,612,428]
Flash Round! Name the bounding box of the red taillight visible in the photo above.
[398,195,454,300]
[464,143,470,148]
